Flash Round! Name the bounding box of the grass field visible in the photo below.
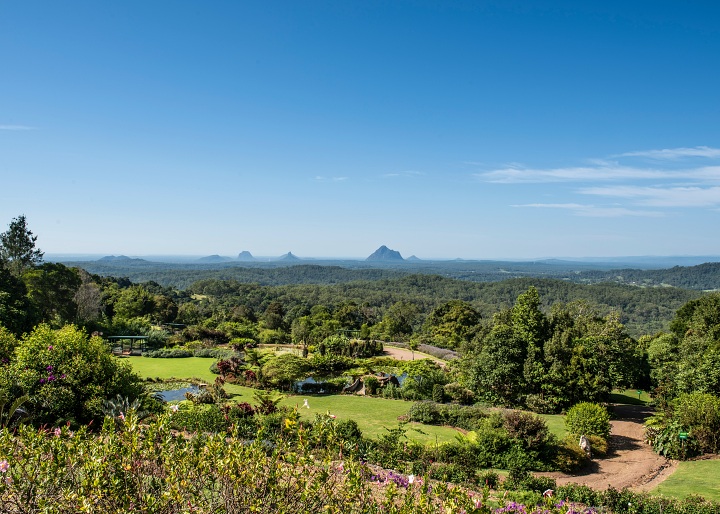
[125,355,461,444]
[609,388,651,406]
[651,459,720,502]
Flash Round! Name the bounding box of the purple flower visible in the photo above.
[46,365,53,371]
[39,378,46,384]
[48,346,53,350]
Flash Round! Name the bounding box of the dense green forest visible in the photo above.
[61,255,720,291]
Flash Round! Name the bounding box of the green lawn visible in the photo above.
[125,355,461,444]
[652,459,720,502]
[609,388,651,406]
[538,413,566,439]
[126,356,219,383]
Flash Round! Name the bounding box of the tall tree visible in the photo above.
[0,215,44,277]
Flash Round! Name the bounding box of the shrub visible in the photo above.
[565,402,611,440]
[479,470,499,489]
[363,375,380,395]
[553,437,589,472]
[502,410,551,450]
[12,324,145,426]
[443,382,475,405]
[428,462,474,484]
[144,348,193,358]
[193,347,235,359]
[673,392,720,454]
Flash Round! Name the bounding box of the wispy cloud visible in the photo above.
[617,146,720,160]
[580,185,720,207]
[476,147,720,184]
[382,170,425,178]
[512,203,663,217]
[479,164,672,184]
[314,176,348,182]
[481,146,720,218]
[0,124,36,131]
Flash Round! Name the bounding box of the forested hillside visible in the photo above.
[60,257,720,291]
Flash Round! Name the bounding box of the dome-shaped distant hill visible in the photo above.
[406,255,422,262]
[237,251,256,262]
[197,254,232,263]
[366,245,404,261]
[97,255,148,263]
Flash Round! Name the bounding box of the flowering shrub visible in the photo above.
[7,324,145,426]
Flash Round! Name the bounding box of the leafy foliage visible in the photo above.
[565,402,611,440]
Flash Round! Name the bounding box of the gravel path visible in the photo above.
[542,404,676,492]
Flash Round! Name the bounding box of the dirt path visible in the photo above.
[542,404,676,492]
[383,346,446,366]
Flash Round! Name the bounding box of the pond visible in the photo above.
[148,382,201,402]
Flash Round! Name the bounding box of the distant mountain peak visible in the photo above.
[406,255,422,262]
[197,254,232,263]
[237,251,255,261]
[279,252,300,261]
[366,245,404,261]
[97,255,146,263]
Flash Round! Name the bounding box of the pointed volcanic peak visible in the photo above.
[278,251,301,261]
[237,251,256,262]
[366,245,404,261]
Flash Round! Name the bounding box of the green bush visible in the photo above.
[363,376,380,395]
[565,402,611,440]
[673,392,720,454]
[432,383,446,403]
[428,462,474,484]
[478,470,499,489]
[11,324,145,426]
[443,382,475,404]
[144,348,193,358]
[502,410,551,450]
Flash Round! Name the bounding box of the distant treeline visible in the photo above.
[61,259,720,291]
[183,275,699,337]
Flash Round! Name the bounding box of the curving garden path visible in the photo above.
[384,346,677,491]
[542,404,676,492]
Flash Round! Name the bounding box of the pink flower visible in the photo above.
[118,412,125,421]
[0,460,9,473]
[54,427,62,437]
[329,414,336,419]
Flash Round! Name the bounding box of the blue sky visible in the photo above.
[2,1,720,259]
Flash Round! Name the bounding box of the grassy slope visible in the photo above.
[126,356,461,444]
[652,460,720,502]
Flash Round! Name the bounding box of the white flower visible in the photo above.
[170,404,179,412]
[408,474,415,484]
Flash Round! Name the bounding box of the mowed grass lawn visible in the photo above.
[125,356,461,444]
[652,459,720,502]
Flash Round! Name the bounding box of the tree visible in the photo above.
[0,215,44,277]
[422,300,481,349]
[23,263,81,326]
[0,266,32,336]
[73,269,104,325]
